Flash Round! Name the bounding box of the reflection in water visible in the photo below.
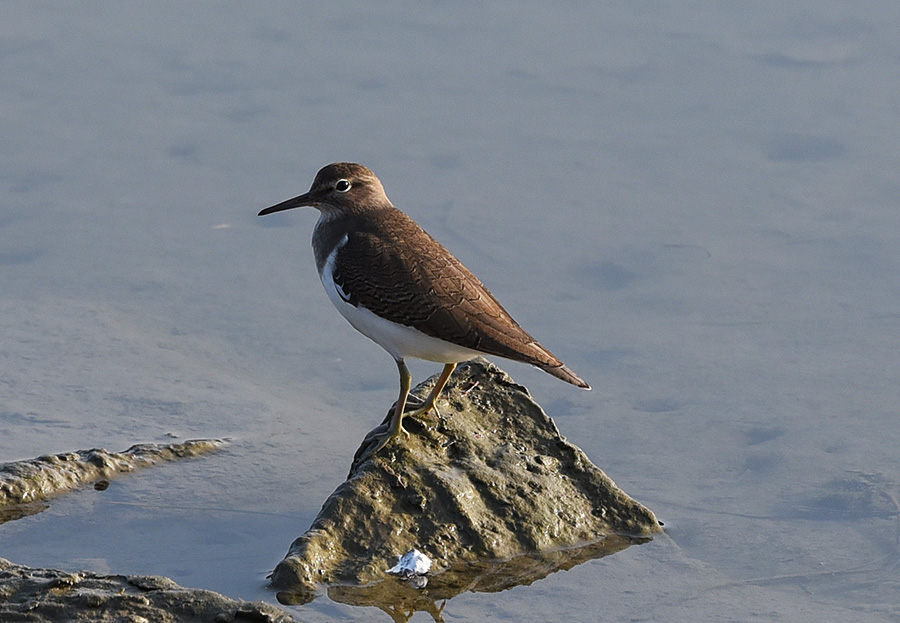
[278,534,649,622]
[0,502,48,525]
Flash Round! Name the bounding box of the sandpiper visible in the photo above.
[259,163,589,452]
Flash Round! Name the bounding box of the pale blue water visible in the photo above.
[2,3,899,621]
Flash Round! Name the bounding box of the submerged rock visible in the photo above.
[0,557,297,623]
[271,358,661,603]
[0,439,225,522]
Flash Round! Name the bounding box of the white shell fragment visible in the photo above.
[386,549,432,578]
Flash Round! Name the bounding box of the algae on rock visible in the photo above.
[272,358,661,603]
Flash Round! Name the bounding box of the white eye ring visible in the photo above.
[335,179,351,192]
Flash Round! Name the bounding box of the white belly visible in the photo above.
[320,240,482,363]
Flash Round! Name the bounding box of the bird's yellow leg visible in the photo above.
[406,363,456,417]
[372,359,414,452]
[372,362,457,453]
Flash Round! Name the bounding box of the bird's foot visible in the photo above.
[363,402,413,455]
[402,393,441,419]
[352,423,409,473]
[369,424,410,454]
[403,394,426,409]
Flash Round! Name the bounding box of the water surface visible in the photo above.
[2,3,898,621]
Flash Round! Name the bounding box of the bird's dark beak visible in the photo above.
[258,192,313,216]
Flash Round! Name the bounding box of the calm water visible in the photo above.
[2,3,899,621]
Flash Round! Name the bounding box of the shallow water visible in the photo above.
[2,3,899,621]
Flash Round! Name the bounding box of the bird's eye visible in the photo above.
[335,179,351,193]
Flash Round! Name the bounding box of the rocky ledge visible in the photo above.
[0,360,661,618]
[0,558,297,623]
[271,358,661,604]
[0,440,225,523]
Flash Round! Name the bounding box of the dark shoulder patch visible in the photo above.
[331,266,359,307]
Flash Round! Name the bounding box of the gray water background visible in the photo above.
[2,3,899,621]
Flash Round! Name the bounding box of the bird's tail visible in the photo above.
[541,362,591,390]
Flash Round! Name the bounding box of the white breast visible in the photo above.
[320,238,482,363]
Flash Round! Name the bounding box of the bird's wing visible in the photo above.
[332,209,565,370]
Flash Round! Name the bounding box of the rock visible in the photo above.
[271,358,661,604]
[0,557,297,623]
[0,440,226,522]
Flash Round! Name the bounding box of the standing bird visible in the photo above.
[259,163,589,452]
